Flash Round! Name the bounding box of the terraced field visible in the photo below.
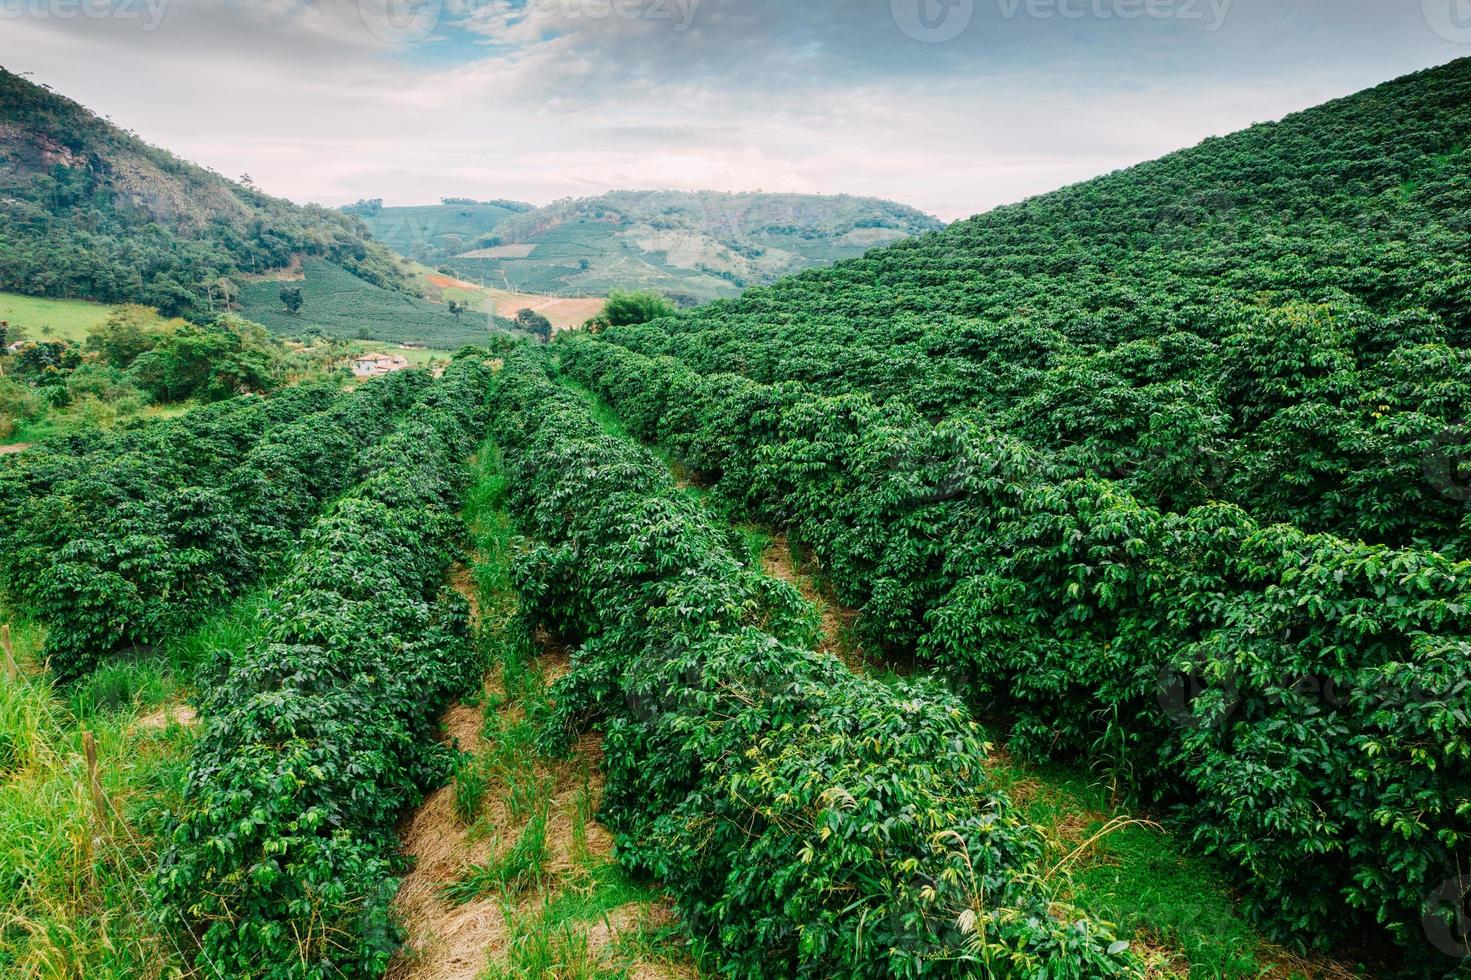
[236,257,512,348]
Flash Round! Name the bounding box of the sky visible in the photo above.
[0,0,1468,221]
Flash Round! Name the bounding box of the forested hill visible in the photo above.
[395,189,944,303]
[0,68,414,317]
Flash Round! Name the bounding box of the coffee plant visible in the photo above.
[488,350,1137,978]
[151,355,492,978]
[543,61,1471,969]
[0,371,424,679]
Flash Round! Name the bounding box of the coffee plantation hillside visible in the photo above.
[556,55,1471,973]
[0,370,427,678]
[0,68,416,318]
[347,197,535,265]
[486,349,1138,977]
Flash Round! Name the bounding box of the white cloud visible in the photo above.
[0,0,1466,221]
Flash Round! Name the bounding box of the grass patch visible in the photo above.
[0,590,280,977]
[445,808,551,903]
[542,862,661,932]
[0,292,122,343]
[988,759,1338,978]
[0,618,184,977]
[482,901,604,980]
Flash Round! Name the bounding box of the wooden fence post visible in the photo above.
[1,624,15,682]
[83,731,109,830]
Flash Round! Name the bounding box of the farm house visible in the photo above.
[349,353,411,377]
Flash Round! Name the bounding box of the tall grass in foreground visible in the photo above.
[0,600,263,977]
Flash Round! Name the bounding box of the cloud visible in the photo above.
[0,0,1466,220]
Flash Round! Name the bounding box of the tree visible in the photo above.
[14,341,81,376]
[597,290,676,329]
[448,299,466,319]
[280,286,304,315]
[515,308,553,342]
[86,304,169,368]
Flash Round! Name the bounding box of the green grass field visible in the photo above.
[0,292,126,343]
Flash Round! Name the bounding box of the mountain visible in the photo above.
[369,190,945,304]
[0,68,425,327]
[347,197,535,263]
[561,57,1471,968]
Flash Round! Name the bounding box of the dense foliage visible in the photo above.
[0,371,424,678]
[591,289,678,330]
[554,57,1471,970]
[152,355,491,978]
[0,68,414,318]
[490,350,1136,978]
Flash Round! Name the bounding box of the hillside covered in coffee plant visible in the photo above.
[557,56,1471,972]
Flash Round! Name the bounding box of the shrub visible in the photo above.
[489,350,1135,978]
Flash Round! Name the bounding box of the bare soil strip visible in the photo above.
[760,533,867,672]
[390,570,697,980]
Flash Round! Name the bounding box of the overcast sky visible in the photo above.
[1,0,1467,220]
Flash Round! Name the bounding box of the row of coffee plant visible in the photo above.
[596,60,1471,558]
[557,334,1471,970]
[488,349,1138,977]
[150,355,493,978]
[0,371,426,678]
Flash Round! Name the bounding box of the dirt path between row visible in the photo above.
[760,532,866,671]
[389,568,696,980]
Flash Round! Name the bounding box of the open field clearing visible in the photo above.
[0,292,152,343]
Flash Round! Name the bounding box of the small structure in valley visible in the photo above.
[350,352,411,377]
